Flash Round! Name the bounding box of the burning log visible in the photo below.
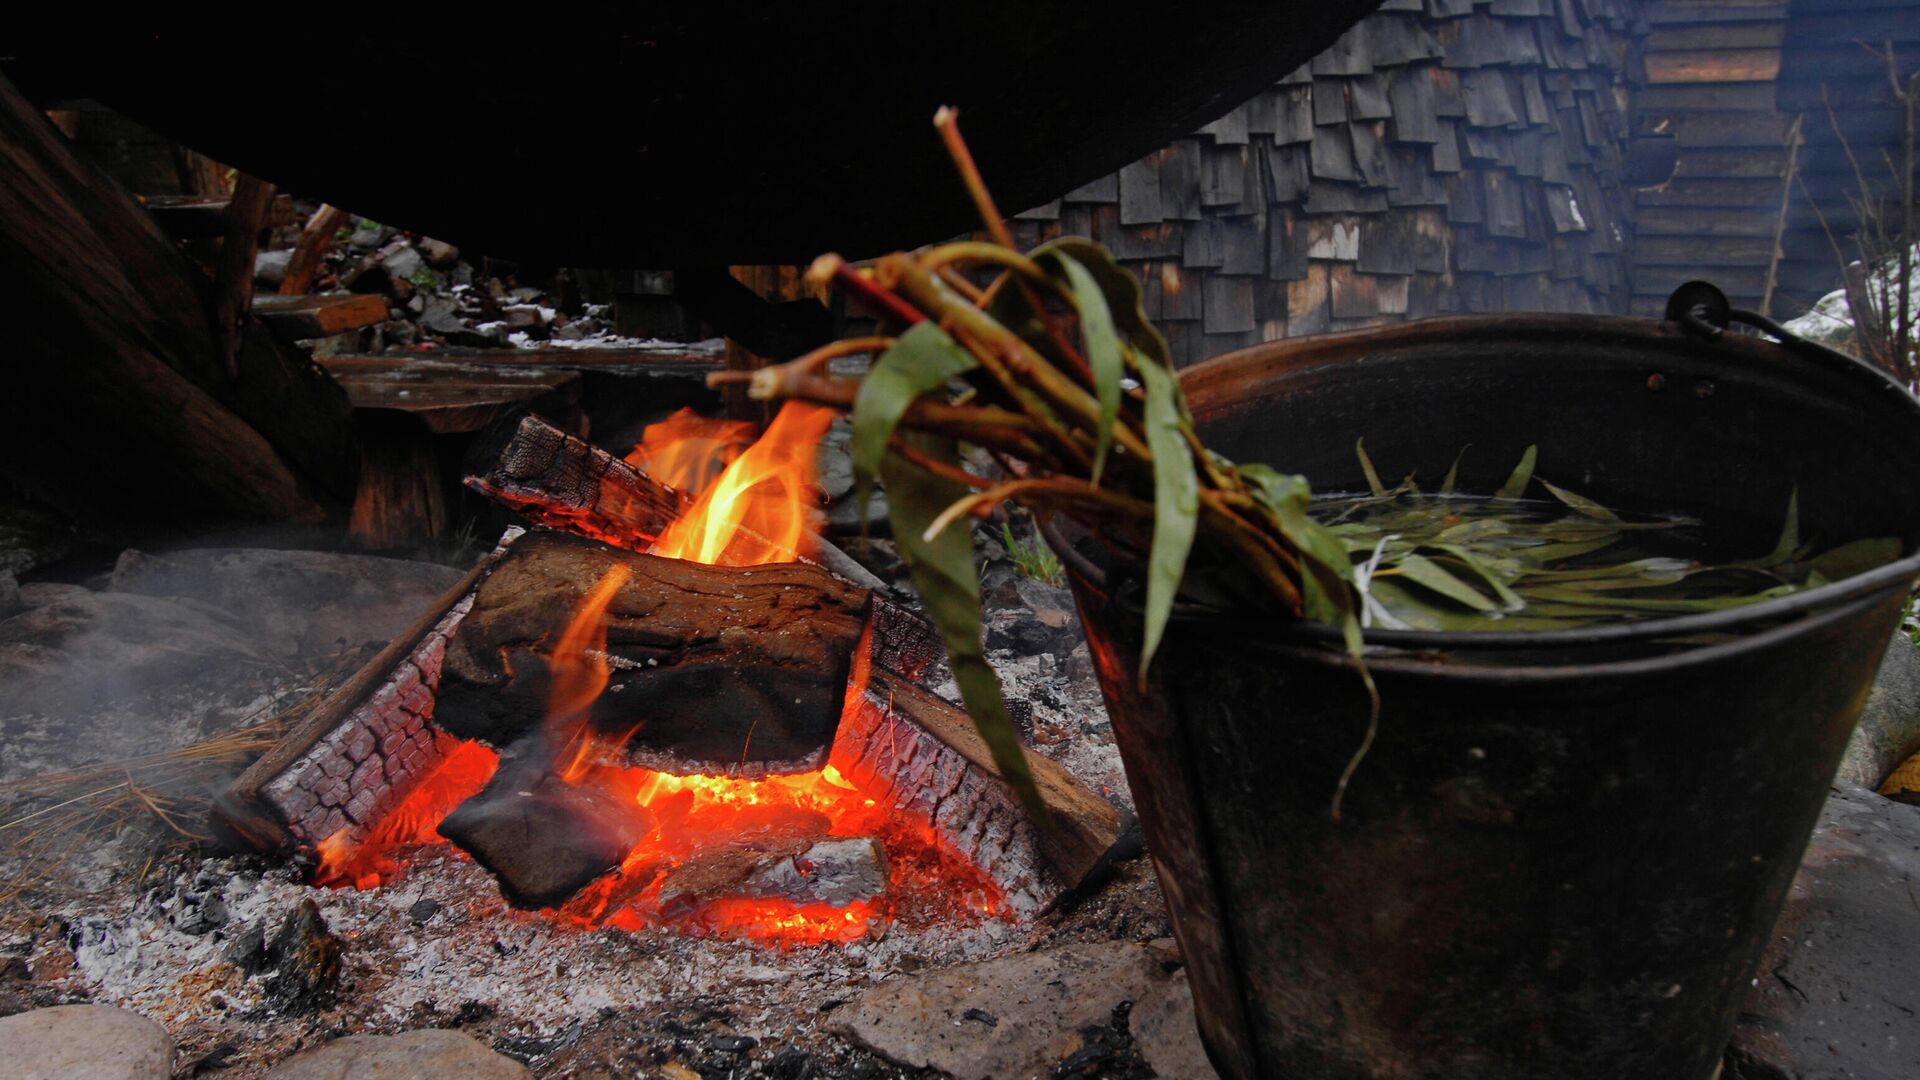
[465,412,887,592]
[433,530,870,776]
[466,413,687,551]
[829,665,1124,916]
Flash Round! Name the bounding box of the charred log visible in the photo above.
[436,742,653,909]
[466,413,687,550]
[464,412,889,592]
[434,530,869,776]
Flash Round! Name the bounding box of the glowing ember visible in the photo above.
[314,739,499,890]
[314,402,1011,946]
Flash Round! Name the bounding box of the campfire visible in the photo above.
[213,407,1121,947]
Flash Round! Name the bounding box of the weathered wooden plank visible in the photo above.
[254,292,390,338]
[1633,205,1781,236]
[1645,24,1786,51]
[1636,177,1784,208]
[1635,82,1783,112]
[1644,48,1782,84]
[1633,233,1778,266]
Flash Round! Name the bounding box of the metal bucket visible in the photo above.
[1055,309,1920,1080]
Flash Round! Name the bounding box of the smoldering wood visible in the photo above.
[466,412,688,550]
[434,531,870,776]
[436,741,655,909]
[829,667,1126,916]
[210,546,508,856]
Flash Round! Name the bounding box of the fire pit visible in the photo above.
[213,410,1123,948]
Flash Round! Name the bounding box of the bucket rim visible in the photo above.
[1045,312,1920,660]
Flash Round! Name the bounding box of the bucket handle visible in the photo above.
[1665,280,1865,370]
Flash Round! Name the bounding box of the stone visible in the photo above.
[1724,783,1920,1080]
[378,241,426,286]
[1837,634,1920,790]
[263,1029,529,1079]
[827,489,889,536]
[502,305,546,329]
[108,546,461,660]
[816,420,856,502]
[254,248,292,287]
[0,568,18,617]
[0,584,260,711]
[0,1004,174,1079]
[835,940,1176,1079]
[1131,974,1220,1080]
[420,238,460,267]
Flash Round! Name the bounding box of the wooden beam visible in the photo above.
[1645,49,1782,85]
[214,172,274,376]
[253,292,389,339]
[279,203,349,295]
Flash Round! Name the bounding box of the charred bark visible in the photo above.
[434,531,870,776]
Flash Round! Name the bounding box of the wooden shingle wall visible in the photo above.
[1630,0,1795,316]
[1772,0,1920,314]
[994,0,1646,367]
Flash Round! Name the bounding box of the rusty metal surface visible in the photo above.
[1062,313,1920,1079]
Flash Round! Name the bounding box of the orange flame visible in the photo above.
[548,565,632,782]
[649,402,833,567]
[624,407,758,496]
[315,401,1013,945]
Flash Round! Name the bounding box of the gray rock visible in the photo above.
[254,248,292,287]
[827,489,889,536]
[835,939,1175,1079]
[1724,783,1920,1080]
[502,305,545,329]
[0,1004,174,1079]
[109,547,461,660]
[1131,974,1220,1080]
[1837,634,1920,789]
[0,584,261,710]
[0,568,17,617]
[420,238,460,267]
[380,243,427,287]
[816,420,855,502]
[347,221,390,251]
[263,1029,529,1079]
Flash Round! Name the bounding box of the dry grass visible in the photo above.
[0,648,362,929]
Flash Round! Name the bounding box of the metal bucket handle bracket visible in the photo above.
[1665,279,1863,370]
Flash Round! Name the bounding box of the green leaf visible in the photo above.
[1495,445,1537,500]
[1135,355,1199,680]
[1538,478,1622,522]
[880,432,1045,819]
[1754,489,1801,568]
[1439,445,1470,497]
[1240,463,1363,652]
[1355,438,1388,498]
[1389,554,1501,612]
[1029,237,1172,368]
[1808,537,1902,580]
[849,323,979,530]
[1055,252,1125,486]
